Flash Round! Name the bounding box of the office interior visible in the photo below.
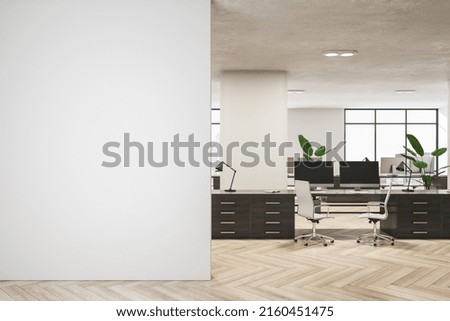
[1,0,450,301]
[209,0,450,301]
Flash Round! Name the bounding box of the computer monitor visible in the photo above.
[339,161,380,189]
[294,161,334,189]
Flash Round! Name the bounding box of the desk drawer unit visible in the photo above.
[394,196,442,238]
[212,193,295,239]
[251,195,295,238]
[212,195,251,239]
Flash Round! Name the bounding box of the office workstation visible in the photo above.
[213,159,450,242]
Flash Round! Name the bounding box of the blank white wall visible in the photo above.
[287,108,345,160]
[220,71,287,190]
[0,0,210,280]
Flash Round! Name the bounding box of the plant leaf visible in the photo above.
[401,153,416,162]
[303,153,311,161]
[298,135,312,154]
[406,134,424,156]
[402,145,417,157]
[431,147,447,157]
[412,160,428,169]
[422,175,432,188]
[314,146,327,157]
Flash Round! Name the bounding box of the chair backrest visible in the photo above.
[384,181,392,205]
[379,182,392,219]
[295,180,315,219]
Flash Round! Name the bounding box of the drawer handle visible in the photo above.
[220,231,236,235]
[412,221,428,225]
[220,221,235,225]
[413,202,428,205]
[220,201,235,205]
[413,231,428,235]
[265,211,281,215]
[265,221,281,225]
[413,211,428,215]
[265,201,281,205]
[220,211,235,215]
[265,231,281,234]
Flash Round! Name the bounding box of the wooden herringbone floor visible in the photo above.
[1,215,450,300]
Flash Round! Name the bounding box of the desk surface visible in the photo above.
[312,188,450,196]
[212,189,450,196]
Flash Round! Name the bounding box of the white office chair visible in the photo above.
[357,182,394,246]
[294,180,334,246]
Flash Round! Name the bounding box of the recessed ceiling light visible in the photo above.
[322,50,358,57]
[288,90,305,94]
[322,51,339,57]
[395,90,416,94]
[340,50,357,57]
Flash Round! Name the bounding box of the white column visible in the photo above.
[0,0,210,280]
[220,71,287,190]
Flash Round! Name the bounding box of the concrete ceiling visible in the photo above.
[211,0,450,108]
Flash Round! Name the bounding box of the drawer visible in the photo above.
[251,214,294,225]
[212,195,250,209]
[397,211,441,223]
[213,217,250,229]
[212,229,251,239]
[396,218,441,229]
[251,208,294,220]
[251,230,294,239]
[251,226,294,239]
[252,195,294,210]
[394,228,441,239]
[397,197,441,211]
[251,216,294,239]
[212,208,250,219]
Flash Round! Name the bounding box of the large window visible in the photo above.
[345,108,439,168]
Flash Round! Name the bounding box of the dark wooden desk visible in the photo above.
[212,189,450,239]
[312,189,450,239]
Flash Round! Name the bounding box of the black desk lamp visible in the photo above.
[215,161,236,192]
[396,161,414,192]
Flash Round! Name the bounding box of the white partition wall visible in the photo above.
[220,71,287,190]
[0,0,210,280]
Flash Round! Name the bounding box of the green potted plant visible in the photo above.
[402,134,448,189]
[298,135,328,161]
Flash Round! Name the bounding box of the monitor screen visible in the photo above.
[339,161,380,189]
[294,161,334,188]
